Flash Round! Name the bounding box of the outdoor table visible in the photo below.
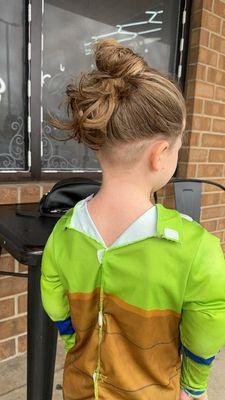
[0,202,60,400]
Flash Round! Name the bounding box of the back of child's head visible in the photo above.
[51,38,186,167]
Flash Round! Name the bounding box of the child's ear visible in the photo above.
[149,140,169,171]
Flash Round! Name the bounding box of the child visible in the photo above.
[40,39,225,400]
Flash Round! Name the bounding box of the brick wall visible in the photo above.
[1,0,225,363]
[185,0,225,252]
[159,0,225,251]
[0,182,55,361]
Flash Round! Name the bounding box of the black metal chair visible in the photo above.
[87,177,224,225]
[169,177,225,223]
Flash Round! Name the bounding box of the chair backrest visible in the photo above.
[170,178,225,223]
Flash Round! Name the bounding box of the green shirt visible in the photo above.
[41,195,225,399]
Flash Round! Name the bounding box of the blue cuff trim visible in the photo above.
[182,345,215,365]
[184,387,206,396]
[55,317,75,335]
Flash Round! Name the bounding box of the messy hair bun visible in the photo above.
[94,39,148,78]
[50,38,186,152]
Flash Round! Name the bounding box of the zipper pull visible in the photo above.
[98,310,103,327]
[93,371,97,382]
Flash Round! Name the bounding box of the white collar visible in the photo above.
[69,193,157,249]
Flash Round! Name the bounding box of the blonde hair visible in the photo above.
[50,38,186,164]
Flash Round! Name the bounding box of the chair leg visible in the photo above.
[27,263,58,400]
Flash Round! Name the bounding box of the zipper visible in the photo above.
[93,257,106,398]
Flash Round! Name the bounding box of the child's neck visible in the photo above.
[93,178,154,210]
[87,180,155,248]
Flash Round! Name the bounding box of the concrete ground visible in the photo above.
[0,340,225,399]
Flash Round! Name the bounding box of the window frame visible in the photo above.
[0,0,192,183]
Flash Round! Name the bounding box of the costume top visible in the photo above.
[40,193,225,400]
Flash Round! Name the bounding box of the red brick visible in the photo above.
[188,148,209,162]
[0,338,15,360]
[42,182,55,194]
[183,131,200,147]
[18,293,27,314]
[213,0,225,18]
[0,255,15,273]
[198,47,218,66]
[218,218,225,230]
[165,183,174,196]
[209,149,225,162]
[182,130,191,145]
[178,148,189,162]
[215,86,225,101]
[188,64,207,81]
[208,67,225,85]
[0,274,8,282]
[202,205,225,219]
[176,163,197,177]
[188,132,201,146]
[202,181,225,191]
[20,185,41,203]
[186,98,204,114]
[201,10,222,34]
[201,219,217,231]
[210,33,225,54]
[192,10,203,29]
[18,263,28,273]
[191,28,209,47]
[192,116,211,131]
[195,82,214,98]
[200,29,210,46]
[0,315,27,340]
[212,119,225,133]
[201,192,221,205]
[197,163,224,177]
[221,191,225,204]
[203,0,213,11]
[163,197,175,209]
[0,276,27,298]
[186,115,192,130]
[218,54,225,70]
[196,64,207,81]
[157,188,164,197]
[188,64,198,81]
[202,133,225,147]
[186,81,196,98]
[212,231,224,241]
[18,334,27,353]
[222,21,225,37]
[189,46,199,64]
[204,101,225,117]
[0,298,14,320]
[205,178,225,189]
[0,186,18,205]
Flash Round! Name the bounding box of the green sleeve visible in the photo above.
[180,229,225,398]
[40,226,76,353]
